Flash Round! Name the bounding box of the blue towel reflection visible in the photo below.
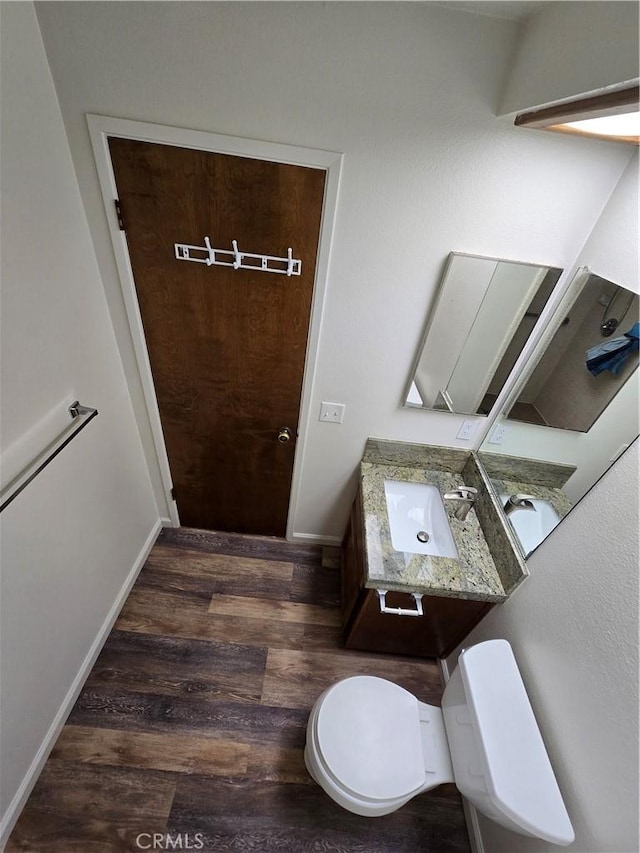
[586,321,639,376]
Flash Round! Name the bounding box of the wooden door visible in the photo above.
[108,138,326,536]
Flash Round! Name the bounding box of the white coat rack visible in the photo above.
[174,236,302,277]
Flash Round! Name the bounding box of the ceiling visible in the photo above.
[430,1,551,21]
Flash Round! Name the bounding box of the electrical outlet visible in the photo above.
[488,423,508,445]
[319,401,346,424]
[456,420,479,441]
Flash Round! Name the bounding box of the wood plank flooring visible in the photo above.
[7,527,471,853]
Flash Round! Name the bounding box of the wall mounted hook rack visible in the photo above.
[174,236,302,277]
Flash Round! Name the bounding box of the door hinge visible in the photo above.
[170,486,177,501]
[114,199,126,231]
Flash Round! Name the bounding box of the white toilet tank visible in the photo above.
[442,639,575,846]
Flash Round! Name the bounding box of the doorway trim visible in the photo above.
[88,114,343,537]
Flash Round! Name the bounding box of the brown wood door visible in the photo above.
[108,138,326,536]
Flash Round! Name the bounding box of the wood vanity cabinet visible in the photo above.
[341,492,493,659]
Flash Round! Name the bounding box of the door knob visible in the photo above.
[277,427,292,443]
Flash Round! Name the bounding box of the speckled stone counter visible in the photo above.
[360,461,508,602]
[357,439,530,603]
[478,451,576,489]
[362,438,468,473]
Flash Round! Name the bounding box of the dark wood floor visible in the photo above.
[8,527,471,853]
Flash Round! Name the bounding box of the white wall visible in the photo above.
[0,4,160,842]
[562,151,640,501]
[448,440,639,853]
[580,152,639,290]
[34,1,635,541]
[450,149,639,853]
[490,152,639,504]
[500,0,640,114]
[3,7,638,852]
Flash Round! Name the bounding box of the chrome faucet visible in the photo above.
[503,494,537,516]
[443,486,478,521]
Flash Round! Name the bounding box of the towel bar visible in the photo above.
[0,401,98,513]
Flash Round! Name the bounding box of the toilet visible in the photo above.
[304,639,574,846]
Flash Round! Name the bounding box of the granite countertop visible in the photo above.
[359,461,510,603]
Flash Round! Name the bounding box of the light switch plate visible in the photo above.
[319,401,346,423]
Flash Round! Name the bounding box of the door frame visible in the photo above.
[88,114,343,536]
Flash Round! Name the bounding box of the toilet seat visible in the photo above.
[314,676,426,801]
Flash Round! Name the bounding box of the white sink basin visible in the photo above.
[500,494,560,556]
[384,480,459,557]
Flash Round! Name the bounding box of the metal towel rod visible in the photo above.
[0,401,98,513]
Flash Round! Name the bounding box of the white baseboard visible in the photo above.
[438,655,451,684]
[461,800,485,853]
[0,518,162,850]
[437,656,485,853]
[289,531,342,546]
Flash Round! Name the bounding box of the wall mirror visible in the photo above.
[405,253,563,416]
[502,273,639,431]
[480,268,639,558]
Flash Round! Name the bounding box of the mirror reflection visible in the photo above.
[505,274,639,431]
[480,269,639,558]
[405,254,562,416]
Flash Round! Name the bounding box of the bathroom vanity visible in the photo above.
[341,440,530,658]
[350,259,640,658]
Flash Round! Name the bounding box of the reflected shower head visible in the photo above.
[600,318,619,337]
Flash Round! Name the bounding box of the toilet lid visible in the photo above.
[316,676,425,801]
